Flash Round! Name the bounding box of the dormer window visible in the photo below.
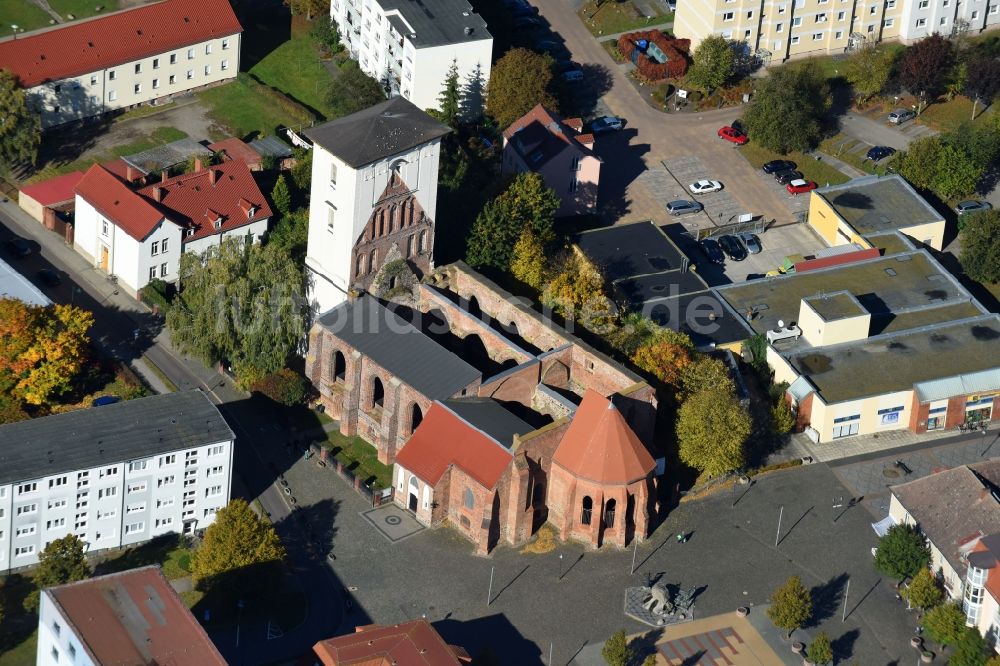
[247,206,256,219]
[214,219,222,230]
[186,229,195,237]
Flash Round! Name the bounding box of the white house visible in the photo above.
[37,566,226,666]
[73,158,272,296]
[303,96,450,314]
[0,0,242,129]
[330,0,492,111]
[0,391,234,573]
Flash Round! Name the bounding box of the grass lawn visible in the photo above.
[578,0,672,37]
[28,126,187,183]
[0,631,36,666]
[47,0,119,21]
[197,77,307,139]
[322,430,392,489]
[92,535,194,580]
[739,141,850,186]
[818,134,882,175]
[917,95,997,132]
[1,0,52,33]
[249,28,335,119]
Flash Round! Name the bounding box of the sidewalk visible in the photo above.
[815,151,866,179]
[794,424,975,463]
[596,21,673,42]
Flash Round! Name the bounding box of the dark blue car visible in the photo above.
[866,146,896,161]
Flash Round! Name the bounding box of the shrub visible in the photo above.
[251,368,308,406]
[617,31,690,81]
[140,278,173,314]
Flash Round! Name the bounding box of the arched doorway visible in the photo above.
[581,496,593,525]
[371,377,385,408]
[333,351,346,381]
[410,403,423,434]
[408,476,419,512]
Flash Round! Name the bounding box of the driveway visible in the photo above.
[534,0,798,227]
[838,111,930,152]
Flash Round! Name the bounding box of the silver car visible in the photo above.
[955,200,993,215]
[739,232,762,254]
[666,199,703,216]
[888,109,916,124]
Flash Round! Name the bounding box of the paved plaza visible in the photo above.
[361,504,425,543]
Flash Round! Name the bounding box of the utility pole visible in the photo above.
[487,566,494,606]
[775,506,783,547]
[630,538,638,575]
[842,578,850,621]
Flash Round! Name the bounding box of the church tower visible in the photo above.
[303,97,451,315]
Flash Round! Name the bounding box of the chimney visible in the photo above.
[152,186,163,202]
[126,164,139,181]
[209,168,218,185]
[194,157,203,172]
[160,170,168,183]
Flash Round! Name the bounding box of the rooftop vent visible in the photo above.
[885,268,897,277]
[87,41,94,47]
[464,26,473,34]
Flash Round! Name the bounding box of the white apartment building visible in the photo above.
[73,158,272,296]
[0,0,242,129]
[0,391,234,573]
[674,0,1000,62]
[330,0,492,111]
[303,96,449,314]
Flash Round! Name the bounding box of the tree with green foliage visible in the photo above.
[309,17,341,56]
[510,227,546,289]
[899,34,954,104]
[600,629,634,666]
[465,172,559,270]
[542,249,614,329]
[985,654,1000,666]
[631,328,695,392]
[436,59,461,129]
[806,632,833,665]
[24,535,90,612]
[167,237,306,383]
[326,60,386,118]
[742,333,768,372]
[268,209,309,266]
[923,602,967,648]
[951,627,990,666]
[687,35,736,91]
[680,355,733,399]
[771,400,795,435]
[767,575,813,639]
[965,55,1000,119]
[677,386,752,476]
[290,147,312,191]
[461,63,487,122]
[959,210,1000,284]
[605,312,658,358]
[845,43,896,103]
[0,69,41,168]
[284,0,325,19]
[742,62,830,154]
[894,121,998,200]
[873,523,930,582]
[270,174,292,216]
[903,567,943,611]
[486,48,558,129]
[640,655,657,666]
[251,368,308,406]
[191,499,286,589]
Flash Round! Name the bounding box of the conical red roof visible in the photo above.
[553,390,655,485]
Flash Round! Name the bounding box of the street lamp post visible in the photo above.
[11,25,19,40]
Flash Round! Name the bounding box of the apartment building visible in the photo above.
[0,391,234,573]
[37,566,226,666]
[329,0,492,110]
[674,0,1000,62]
[0,0,241,129]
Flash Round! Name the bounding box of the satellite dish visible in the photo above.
[777,319,785,328]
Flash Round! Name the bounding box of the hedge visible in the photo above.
[617,31,690,81]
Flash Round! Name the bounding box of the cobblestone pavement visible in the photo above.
[797,424,978,462]
[282,454,919,665]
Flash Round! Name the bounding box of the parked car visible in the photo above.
[955,200,993,215]
[91,395,121,407]
[3,237,32,257]
[774,170,803,185]
[786,179,818,195]
[718,234,748,261]
[740,232,762,254]
[888,109,916,124]
[510,5,538,17]
[535,39,563,55]
[718,126,748,145]
[590,116,625,134]
[562,69,584,82]
[762,159,796,174]
[865,146,896,161]
[666,199,704,216]
[700,238,725,264]
[37,268,61,286]
[689,179,723,195]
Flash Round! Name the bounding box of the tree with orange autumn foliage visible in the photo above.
[0,298,93,407]
[630,328,695,392]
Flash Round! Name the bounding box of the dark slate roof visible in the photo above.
[304,97,451,168]
[441,398,535,450]
[249,135,294,158]
[318,295,480,399]
[0,391,234,485]
[381,0,490,47]
[575,222,687,281]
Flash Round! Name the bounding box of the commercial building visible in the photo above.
[329,0,492,111]
[310,620,470,665]
[0,0,242,129]
[303,97,450,315]
[674,0,1000,63]
[37,565,226,666]
[502,105,602,217]
[0,391,234,572]
[73,157,272,296]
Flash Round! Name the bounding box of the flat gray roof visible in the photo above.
[382,0,491,47]
[0,391,233,485]
[442,398,535,449]
[804,291,866,321]
[304,97,450,168]
[787,314,1000,404]
[123,138,211,175]
[575,222,687,281]
[815,174,942,234]
[317,295,480,399]
[0,257,51,306]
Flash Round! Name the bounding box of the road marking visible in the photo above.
[266,621,284,640]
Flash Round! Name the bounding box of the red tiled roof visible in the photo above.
[46,566,226,666]
[312,620,470,666]
[0,0,242,88]
[20,171,84,206]
[101,158,145,182]
[75,164,165,241]
[137,159,272,242]
[395,403,513,489]
[794,248,882,273]
[503,104,595,168]
[553,390,655,485]
[208,137,262,167]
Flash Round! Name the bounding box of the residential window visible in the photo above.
[991,5,999,14]
[156,498,175,508]
[971,10,978,18]
[570,157,581,171]
[746,9,753,17]
[149,267,157,280]
[816,12,827,21]
[222,38,230,49]
[792,16,802,25]
[778,4,786,12]
[16,525,36,537]
[723,11,734,19]
[160,454,176,467]
[109,70,116,80]
[157,262,166,277]
[151,241,159,256]
[813,31,824,39]
[97,486,117,499]
[155,517,173,528]
[47,498,67,510]
[569,178,579,193]
[46,518,65,530]
[869,4,877,12]
[98,509,116,520]
[135,63,142,74]
[187,48,194,59]
[776,21,784,31]
[744,28,751,37]
[209,445,224,456]
[203,506,219,518]
[205,43,213,54]
[327,204,336,233]
[101,220,110,235]
[835,30,843,38]
[939,16,947,24]
[68,646,76,660]
[108,90,117,101]
[161,239,168,253]
[158,475,175,487]
[124,522,144,535]
[791,35,800,43]
[205,485,223,498]
[884,18,894,26]
[221,59,229,71]
[152,79,159,89]
[14,545,34,557]
[886,0,895,7]
[17,482,37,495]
[867,23,875,31]
[48,476,67,489]
[837,10,845,19]
[127,481,146,493]
[126,503,145,514]
[463,488,475,509]
[170,53,177,64]
[918,0,928,8]
[134,83,141,94]
[90,75,98,85]
[204,65,211,75]
[916,17,927,25]
[153,58,160,69]
[208,465,224,476]
[52,621,61,637]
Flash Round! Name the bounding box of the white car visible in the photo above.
[689,179,723,195]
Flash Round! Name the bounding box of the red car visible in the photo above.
[718,126,748,145]
[786,179,818,195]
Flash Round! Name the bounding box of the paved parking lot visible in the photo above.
[641,156,752,233]
[747,164,812,219]
[719,223,827,283]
